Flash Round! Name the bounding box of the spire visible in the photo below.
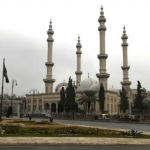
[76,35,82,48]
[122,25,128,39]
[47,19,54,35]
[75,35,82,85]
[88,73,89,78]
[78,35,80,44]
[123,26,126,34]
[49,19,52,29]
[100,5,104,16]
[121,25,131,92]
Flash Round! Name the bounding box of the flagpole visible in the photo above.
[0,58,5,120]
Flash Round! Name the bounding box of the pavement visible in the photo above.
[0,137,150,146]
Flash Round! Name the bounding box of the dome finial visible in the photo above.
[123,25,126,34]
[88,73,90,78]
[100,5,104,16]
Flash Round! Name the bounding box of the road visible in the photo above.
[0,146,149,150]
[23,117,150,133]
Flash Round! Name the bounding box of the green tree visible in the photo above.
[134,80,144,111]
[120,86,129,113]
[99,84,105,112]
[58,87,66,112]
[78,90,98,112]
[65,77,76,112]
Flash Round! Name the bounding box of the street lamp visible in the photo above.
[29,89,39,115]
[11,79,17,115]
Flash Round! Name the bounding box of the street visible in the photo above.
[23,117,150,133]
[0,146,150,150]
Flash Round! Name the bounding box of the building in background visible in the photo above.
[26,7,146,116]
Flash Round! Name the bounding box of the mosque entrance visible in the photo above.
[51,103,56,112]
[45,103,49,110]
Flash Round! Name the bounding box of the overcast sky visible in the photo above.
[0,0,150,96]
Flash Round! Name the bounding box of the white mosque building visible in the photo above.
[26,6,134,115]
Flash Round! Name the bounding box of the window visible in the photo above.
[111,104,113,112]
[107,97,109,101]
[46,87,48,93]
[28,100,31,103]
[28,105,30,111]
[111,98,113,103]
[34,105,36,110]
[39,99,42,103]
[39,105,42,111]
[115,105,116,112]
[107,104,109,111]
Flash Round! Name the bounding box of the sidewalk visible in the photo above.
[0,137,150,146]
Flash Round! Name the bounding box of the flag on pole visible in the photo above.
[3,62,9,83]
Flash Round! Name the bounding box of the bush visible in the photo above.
[34,121,48,124]
[1,125,22,134]
[28,128,49,134]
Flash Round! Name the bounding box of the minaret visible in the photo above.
[96,6,110,90]
[43,20,56,93]
[75,36,82,85]
[121,26,131,91]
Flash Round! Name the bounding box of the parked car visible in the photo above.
[129,115,140,122]
[118,115,130,121]
[45,113,51,118]
[98,114,110,121]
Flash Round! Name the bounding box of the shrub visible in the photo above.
[1,125,22,134]
[28,128,49,134]
[34,121,48,124]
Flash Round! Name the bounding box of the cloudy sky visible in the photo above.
[0,0,150,96]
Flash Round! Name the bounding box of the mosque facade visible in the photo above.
[26,6,134,115]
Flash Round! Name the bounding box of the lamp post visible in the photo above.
[11,79,17,115]
[29,89,39,116]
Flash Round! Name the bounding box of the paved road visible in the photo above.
[0,146,150,150]
[23,118,150,133]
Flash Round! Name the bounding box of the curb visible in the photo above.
[0,143,149,146]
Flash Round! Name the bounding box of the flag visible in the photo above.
[3,62,9,83]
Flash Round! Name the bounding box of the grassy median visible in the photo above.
[0,124,150,138]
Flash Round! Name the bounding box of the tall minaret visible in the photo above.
[43,20,55,93]
[75,36,82,86]
[96,6,110,90]
[121,26,131,91]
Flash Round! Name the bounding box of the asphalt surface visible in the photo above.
[0,146,150,150]
[23,118,150,133]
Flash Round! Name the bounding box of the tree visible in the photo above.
[78,90,98,112]
[58,87,66,112]
[120,86,129,113]
[65,77,76,112]
[99,84,105,112]
[134,80,144,111]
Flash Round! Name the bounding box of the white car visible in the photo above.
[45,113,51,118]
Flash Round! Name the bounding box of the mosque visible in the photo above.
[26,6,134,115]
